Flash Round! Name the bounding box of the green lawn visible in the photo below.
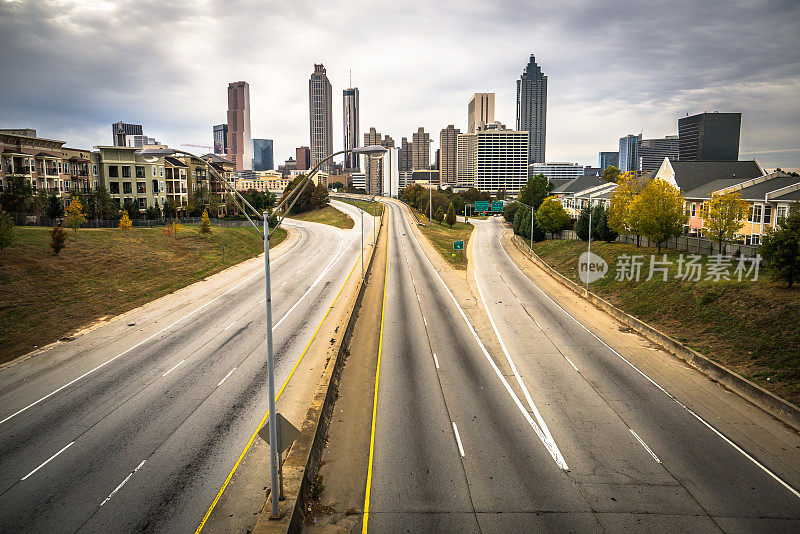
[530,239,800,405]
[287,205,354,229]
[417,217,473,270]
[336,198,384,217]
[0,224,286,363]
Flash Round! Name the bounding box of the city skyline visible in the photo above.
[1,1,798,171]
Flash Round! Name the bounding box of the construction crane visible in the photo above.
[181,144,214,152]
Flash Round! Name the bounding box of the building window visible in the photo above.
[93,181,98,189]
[137,182,146,194]
[152,179,159,192]
[160,181,164,192]
[752,204,762,223]
[138,198,147,208]
[92,164,98,176]
[763,206,772,226]
[123,182,132,194]
[159,166,164,177]
[152,165,157,177]
[690,203,696,217]
[121,166,131,178]
[136,166,145,179]
[751,234,760,245]
[777,206,788,225]
[110,182,120,194]
[65,181,70,190]
[109,165,119,178]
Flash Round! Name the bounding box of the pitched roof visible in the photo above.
[732,175,800,200]
[683,178,745,198]
[164,156,188,167]
[552,174,607,194]
[668,160,762,193]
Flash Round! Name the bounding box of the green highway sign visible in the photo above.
[474,201,489,212]
[492,200,504,212]
[453,240,464,250]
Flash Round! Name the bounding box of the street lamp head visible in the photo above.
[353,145,388,160]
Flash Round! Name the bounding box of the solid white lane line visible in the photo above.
[21,441,74,480]
[630,428,661,464]
[452,422,466,458]
[223,321,236,331]
[100,459,146,506]
[163,359,185,377]
[217,367,236,387]
[433,353,440,369]
[423,316,427,326]
[499,230,800,499]
[564,355,579,372]
[0,267,263,428]
[401,207,568,471]
[417,294,421,302]
[472,227,568,470]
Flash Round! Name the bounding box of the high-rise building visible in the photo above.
[296,146,310,170]
[343,87,360,171]
[213,124,228,156]
[639,135,679,173]
[678,112,741,161]
[309,64,333,173]
[516,55,547,164]
[618,134,642,173]
[457,123,529,194]
[252,139,274,171]
[468,93,495,133]
[227,81,252,171]
[364,127,383,195]
[434,149,440,171]
[440,125,461,185]
[112,121,142,147]
[599,151,619,170]
[531,162,587,181]
[412,127,430,170]
[383,134,395,149]
[399,137,412,172]
[382,147,400,198]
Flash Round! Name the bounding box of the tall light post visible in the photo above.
[516,200,536,254]
[153,145,386,518]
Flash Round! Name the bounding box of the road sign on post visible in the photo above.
[491,200,504,212]
[474,201,489,213]
[453,240,464,250]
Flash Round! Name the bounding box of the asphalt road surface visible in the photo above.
[365,204,800,532]
[0,200,374,533]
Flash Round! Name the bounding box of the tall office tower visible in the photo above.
[343,87,360,171]
[516,55,547,164]
[364,127,383,195]
[468,93,495,133]
[440,125,461,185]
[638,135,679,173]
[434,149,440,171]
[399,137,412,172]
[531,162,587,181]
[296,146,310,170]
[412,127,430,170]
[252,139,274,171]
[456,123,529,194]
[599,151,619,170]
[309,64,333,173]
[678,112,741,161]
[213,124,228,156]
[112,121,143,146]
[227,81,252,171]
[618,134,642,172]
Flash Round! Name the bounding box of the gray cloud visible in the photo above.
[1,0,798,170]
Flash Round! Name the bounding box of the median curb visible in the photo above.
[252,206,384,534]
[510,234,800,432]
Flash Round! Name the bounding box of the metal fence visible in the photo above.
[6,212,252,229]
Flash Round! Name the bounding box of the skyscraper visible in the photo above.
[468,93,495,133]
[599,151,619,170]
[343,87,360,171]
[516,55,547,164]
[618,134,642,173]
[457,123,529,194]
[296,146,310,171]
[440,125,461,185]
[639,135,679,173]
[227,81,252,171]
[213,124,228,156]
[364,127,383,195]
[112,121,142,146]
[399,137,412,172]
[678,112,741,161]
[252,139,274,171]
[309,64,333,173]
[412,127,430,171]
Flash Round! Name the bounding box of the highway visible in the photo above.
[0,200,373,533]
[364,203,800,532]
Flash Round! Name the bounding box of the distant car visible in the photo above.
[493,214,500,217]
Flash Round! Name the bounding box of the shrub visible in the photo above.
[50,223,67,255]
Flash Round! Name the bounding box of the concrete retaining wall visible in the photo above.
[511,234,800,432]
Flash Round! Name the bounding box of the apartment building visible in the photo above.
[456,123,529,195]
[95,146,168,212]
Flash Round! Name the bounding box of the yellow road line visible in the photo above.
[362,207,390,533]
[195,218,379,534]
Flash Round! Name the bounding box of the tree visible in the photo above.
[32,190,48,216]
[536,196,571,238]
[759,206,800,287]
[698,191,748,254]
[123,198,138,220]
[0,207,13,250]
[50,223,67,255]
[310,181,329,210]
[200,209,212,234]
[119,211,132,232]
[281,175,318,214]
[503,201,520,223]
[64,196,87,234]
[434,205,444,224]
[594,204,618,242]
[513,204,545,242]
[47,193,64,220]
[602,165,621,183]
[163,199,178,219]
[92,184,115,220]
[329,181,345,190]
[574,206,591,241]
[496,188,507,201]
[629,178,687,253]
[446,202,457,227]
[608,171,647,244]
[0,174,33,213]
[518,174,553,211]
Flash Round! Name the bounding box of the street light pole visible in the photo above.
[263,211,280,517]
[586,197,593,294]
[361,209,364,279]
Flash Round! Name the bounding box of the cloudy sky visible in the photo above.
[1,0,799,170]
